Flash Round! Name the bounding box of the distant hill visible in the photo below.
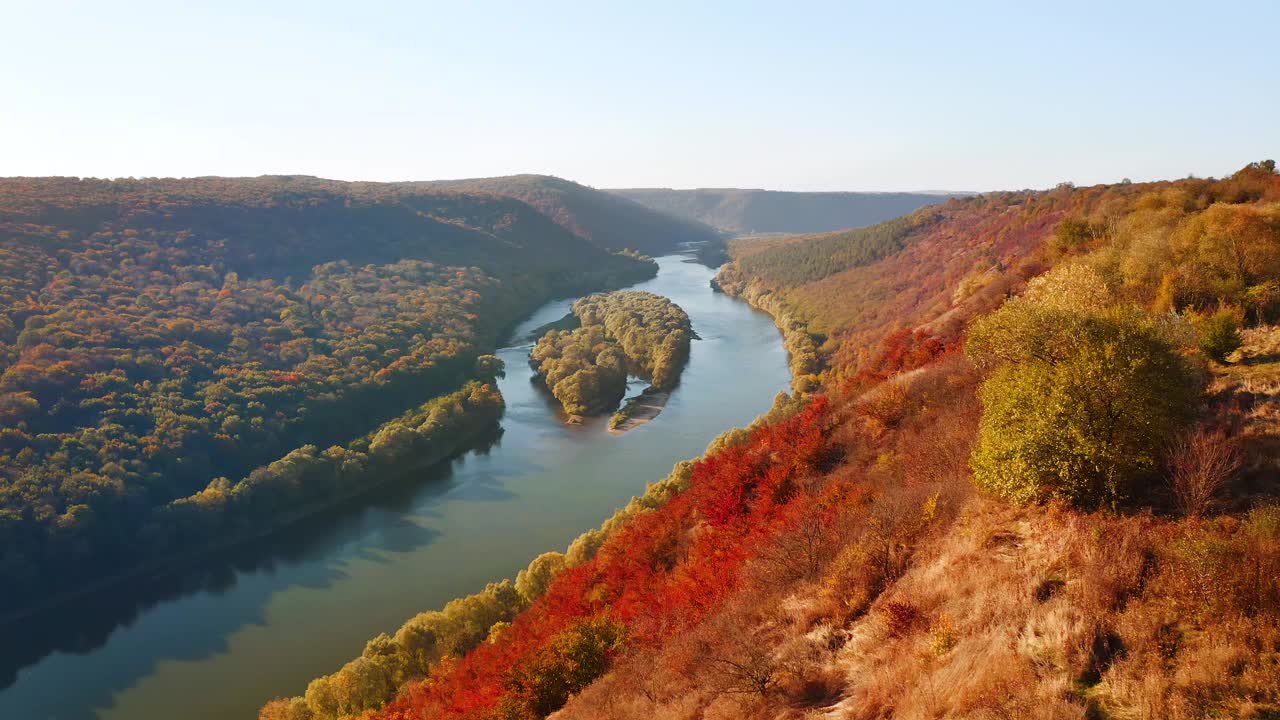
[413,175,722,255]
[608,187,965,235]
[0,175,653,280]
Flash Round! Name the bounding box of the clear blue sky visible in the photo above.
[3,0,1276,191]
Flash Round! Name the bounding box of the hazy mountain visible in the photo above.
[608,187,968,235]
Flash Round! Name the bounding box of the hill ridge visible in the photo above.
[609,186,969,235]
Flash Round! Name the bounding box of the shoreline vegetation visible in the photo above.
[530,291,693,418]
[712,266,821,393]
[261,390,804,720]
[1,377,506,626]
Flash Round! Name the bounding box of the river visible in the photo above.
[0,252,791,720]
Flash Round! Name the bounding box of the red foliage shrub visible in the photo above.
[377,397,838,719]
[877,328,950,376]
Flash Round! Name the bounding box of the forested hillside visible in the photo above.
[610,187,959,235]
[715,164,1280,381]
[413,175,722,256]
[0,176,656,617]
[265,162,1280,720]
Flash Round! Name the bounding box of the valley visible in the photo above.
[0,252,792,720]
[610,188,965,236]
[6,6,1276,720]
[261,164,1280,720]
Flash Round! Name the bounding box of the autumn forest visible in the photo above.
[2,164,1279,720]
[0,176,661,616]
[6,2,1278,719]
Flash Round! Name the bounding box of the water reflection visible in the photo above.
[0,428,504,716]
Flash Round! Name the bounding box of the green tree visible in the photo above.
[1193,306,1243,363]
[499,616,626,717]
[475,354,506,380]
[1051,217,1103,255]
[515,551,567,603]
[967,266,1202,507]
[966,263,1115,368]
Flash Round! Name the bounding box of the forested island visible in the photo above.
[530,291,693,421]
[0,176,670,618]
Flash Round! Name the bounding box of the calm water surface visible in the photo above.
[0,253,790,720]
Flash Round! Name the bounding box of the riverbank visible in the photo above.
[608,388,671,434]
[712,263,821,393]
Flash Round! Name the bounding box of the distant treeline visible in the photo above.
[733,213,934,287]
[531,291,693,416]
[409,174,722,257]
